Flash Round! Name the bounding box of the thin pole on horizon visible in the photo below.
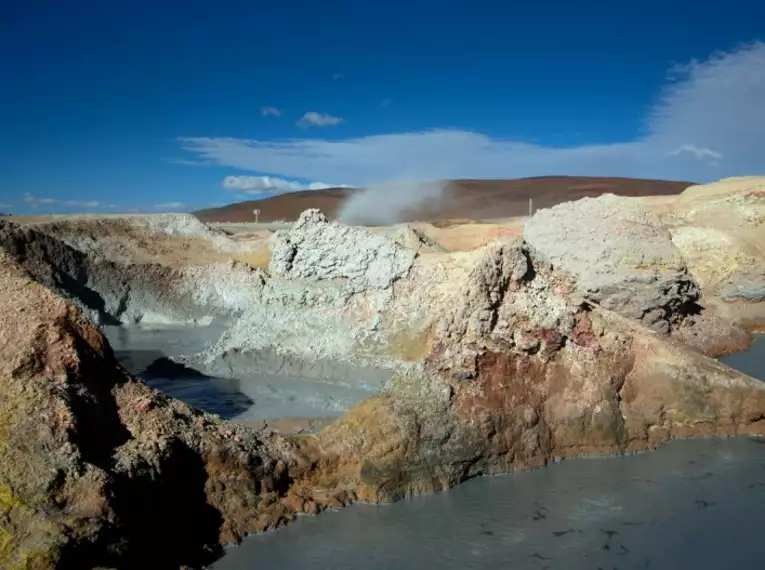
[529,197,533,217]
[253,209,260,223]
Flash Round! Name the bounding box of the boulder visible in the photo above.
[269,209,416,292]
[523,193,700,333]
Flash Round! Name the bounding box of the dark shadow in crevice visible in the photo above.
[100,440,224,570]
[53,267,124,325]
[64,321,132,471]
[0,222,126,325]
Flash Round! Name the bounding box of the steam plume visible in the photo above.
[337,180,449,225]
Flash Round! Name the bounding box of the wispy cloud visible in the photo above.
[166,158,217,166]
[179,42,765,185]
[332,73,343,80]
[669,144,722,161]
[297,111,343,127]
[261,106,282,117]
[154,202,186,210]
[223,175,348,194]
[22,193,100,209]
[23,193,57,206]
[380,98,392,107]
[0,203,11,209]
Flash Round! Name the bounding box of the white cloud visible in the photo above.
[23,193,57,206]
[21,193,100,209]
[222,175,348,194]
[669,144,722,161]
[380,98,392,107]
[179,42,765,185]
[332,73,343,80]
[297,112,343,127]
[261,106,282,117]
[65,200,101,208]
[166,158,215,166]
[0,203,11,209]
[154,202,186,210]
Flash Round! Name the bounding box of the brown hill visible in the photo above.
[192,176,694,223]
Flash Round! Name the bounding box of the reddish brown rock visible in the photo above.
[0,250,301,569]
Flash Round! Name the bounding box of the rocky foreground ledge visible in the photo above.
[2,180,765,568]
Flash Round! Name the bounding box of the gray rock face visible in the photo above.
[269,209,416,292]
[26,214,244,263]
[720,272,765,302]
[523,194,700,333]
[0,219,260,326]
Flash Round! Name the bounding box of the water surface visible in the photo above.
[213,438,765,570]
[720,333,764,378]
[103,323,375,420]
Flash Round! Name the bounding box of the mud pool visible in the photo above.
[103,323,377,421]
[206,335,765,570]
[720,333,764,379]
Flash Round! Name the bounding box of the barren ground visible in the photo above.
[192,176,693,223]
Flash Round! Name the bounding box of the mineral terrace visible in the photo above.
[1,177,765,569]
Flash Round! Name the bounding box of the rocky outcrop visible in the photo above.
[193,215,765,507]
[660,177,765,332]
[0,219,263,326]
[523,194,700,333]
[4,197,765,568]
[25,214,240,263]
[0,250,308,569]
[269,209,416,292]
[298,239,765,504]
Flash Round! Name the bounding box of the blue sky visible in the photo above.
[1,0,764,214]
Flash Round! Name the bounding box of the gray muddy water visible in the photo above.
[720,333,764,379]
[208,335,765,570]
[102,322,376,420]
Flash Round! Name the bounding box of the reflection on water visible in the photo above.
[103,321,254,419]
[218,373,376,421]
[102,322,376,421]
[211,335,765,570]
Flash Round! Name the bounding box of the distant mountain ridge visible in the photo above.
[193,176,694,224]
